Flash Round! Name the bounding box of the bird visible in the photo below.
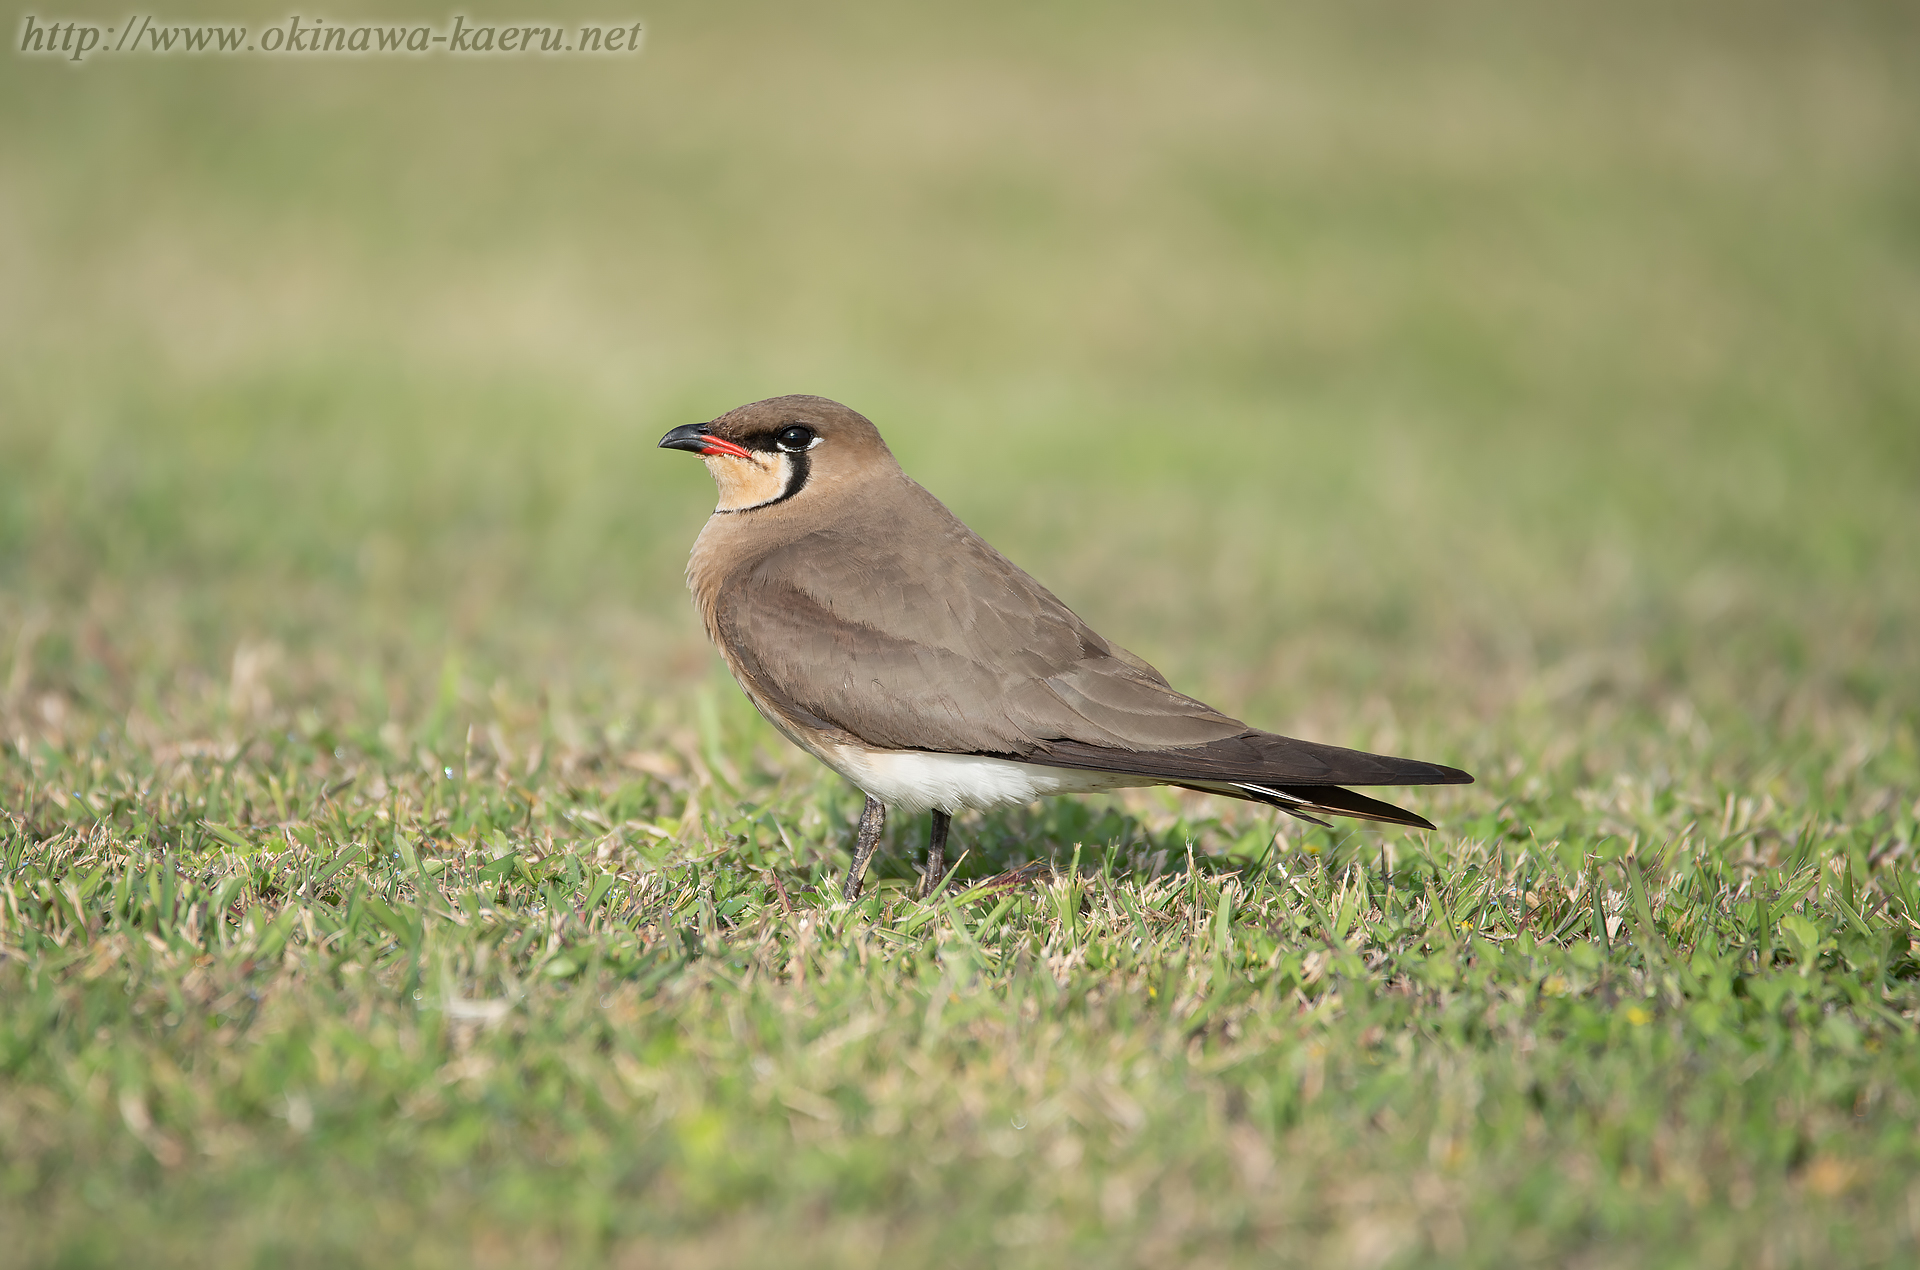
[660,395,1472,901]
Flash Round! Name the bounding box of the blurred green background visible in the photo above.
[2,0,1916,754]
[4,4,1920,1264]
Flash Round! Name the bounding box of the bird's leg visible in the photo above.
[919,810,952,898]
[841,795,887,902]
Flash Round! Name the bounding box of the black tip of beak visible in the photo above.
[659,423,713,454]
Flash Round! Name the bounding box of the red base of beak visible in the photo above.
[659,422,755,460]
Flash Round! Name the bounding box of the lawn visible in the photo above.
[3,0,1918,1264]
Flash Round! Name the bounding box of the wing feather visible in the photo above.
[711,481,1471,797]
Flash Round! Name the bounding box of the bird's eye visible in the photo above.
[775,425,815,453]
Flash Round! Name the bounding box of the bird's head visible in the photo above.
[659,395,894,514]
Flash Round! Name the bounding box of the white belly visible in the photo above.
[823,744,1154,815]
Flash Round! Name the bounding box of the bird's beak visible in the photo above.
[658,423,753,460]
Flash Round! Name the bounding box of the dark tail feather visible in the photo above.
[1179,780,1439,831]
[1020,732,1470,830]
[1036,733,1474,789]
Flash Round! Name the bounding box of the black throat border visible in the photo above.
[714,449,810,514]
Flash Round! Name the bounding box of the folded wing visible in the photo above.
[713,479,1472,822]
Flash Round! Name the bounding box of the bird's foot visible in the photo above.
[916,809,952,899]
[841,795,887,902]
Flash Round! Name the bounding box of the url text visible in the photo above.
[18,14,646,62]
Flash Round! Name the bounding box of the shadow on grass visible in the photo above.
[822,792,1358,896]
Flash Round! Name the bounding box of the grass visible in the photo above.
[3,0,1919,1264]
[3,676,1917,1267]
